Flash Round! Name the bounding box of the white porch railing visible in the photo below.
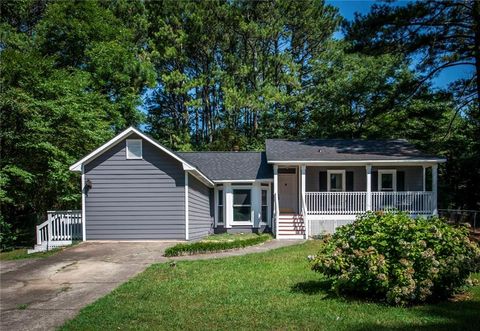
[372,191,433,215]
[30,210,82,253]
[305,191,434,215]
[305,192,367,215]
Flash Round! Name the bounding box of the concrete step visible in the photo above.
[27,244,48,254]
[277,234,305,239]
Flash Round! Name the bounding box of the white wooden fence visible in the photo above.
[305,191,433,215]
[31,210,82,252]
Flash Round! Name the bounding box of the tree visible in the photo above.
[343,0,480,209]
[344,0,479,125]
[145,0,340,150]
[0,0,154,243]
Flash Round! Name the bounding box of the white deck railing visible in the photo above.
[305,191,434,215]
[305,192,367,215]
[372,191,433,215]
[33,210,82,251]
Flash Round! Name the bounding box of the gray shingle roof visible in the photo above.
[177,151,272,181]
[265,139,444,162]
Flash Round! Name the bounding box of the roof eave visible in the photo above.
[267,158,447,165]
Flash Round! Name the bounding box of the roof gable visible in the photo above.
[69,127,213,186]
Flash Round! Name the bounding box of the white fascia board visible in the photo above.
[213,179,274,184]
[69,127,214,186]
[188,170,214,187]
[69,127,138,171]
[268,159,446,166]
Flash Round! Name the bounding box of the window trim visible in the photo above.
[216,188,224,225]
[231,185,253,225]
[126,139,142,159]
[259,184,271,226]
[327,170,346,192]
[378,169,397,191]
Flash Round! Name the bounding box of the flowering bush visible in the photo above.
[311,211,480,305]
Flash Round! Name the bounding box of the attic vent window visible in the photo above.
[126,139,142,159]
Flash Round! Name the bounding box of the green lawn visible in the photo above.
[202,232,267,242]
[0,247,63,261]
[61,241,480,331]
[0,242,79,261]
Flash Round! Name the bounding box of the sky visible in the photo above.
[325,0,474,88]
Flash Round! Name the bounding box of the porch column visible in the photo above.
[432,164,438,215]
[273,165,279,237]
[301,165,307,238]
[366,165,372,211]
[422,166,426,192]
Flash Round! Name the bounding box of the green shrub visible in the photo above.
[165,234,272,257]
[0,215,18,252]
[311,211,480,305]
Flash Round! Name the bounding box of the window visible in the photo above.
[261,188,269,224]
[217,189,224,224]
[233,189,251,223]
[126,139,142,159]
[327,170,345,192]
[378,170,397,191]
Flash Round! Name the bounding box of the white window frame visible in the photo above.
[126,139,142,159]
[231,185,253,225]
[378,169,397,191]
[259,184,271,226]
[327,170,346,192]
[214,186,225,227]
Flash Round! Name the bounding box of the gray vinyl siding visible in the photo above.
[372,166,423,191]
[306,166,366,191]
[188,174,214,240]
[305,166,423,192]
[84,133,186,240]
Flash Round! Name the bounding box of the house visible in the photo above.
[35,126,445,248]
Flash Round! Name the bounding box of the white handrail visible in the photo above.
[372,191,433,214]
[301,195,308,238]
[274,193,280,238]
[305,192,367,215]
[305,191,434,215]
[35,210,82,249]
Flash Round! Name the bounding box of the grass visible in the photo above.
[61,241,480,331]
[0,247,63,261]
[0,241,79,261]
[202,232,266,242]
[164,233,272,256]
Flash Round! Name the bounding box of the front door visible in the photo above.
[278,170,298,214]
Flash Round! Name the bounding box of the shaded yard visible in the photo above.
[61,241,480,330]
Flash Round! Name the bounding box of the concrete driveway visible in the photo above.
[0,239,302,331]
[0,242,175,331]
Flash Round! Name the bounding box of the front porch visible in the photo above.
[273,163,439,238]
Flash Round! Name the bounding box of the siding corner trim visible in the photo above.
[185,171,189,240]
